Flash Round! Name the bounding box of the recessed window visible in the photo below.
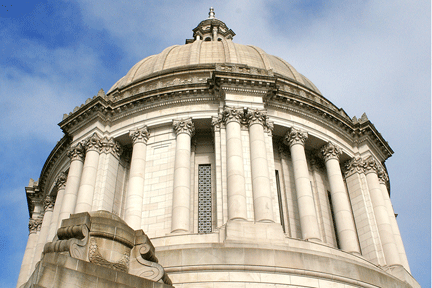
[198,164,212,233]
[204,37,211,41]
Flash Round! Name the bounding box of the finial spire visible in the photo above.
[208,7,215,19]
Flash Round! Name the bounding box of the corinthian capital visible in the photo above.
[173,118,195,137]
[130,126,150,144]
[44,196,55,212]
[211,114,223,132]
[28,218,43,234]
[55,172,67,190]
[246,109,267,126]
[83,133,102,153]
[101,137,123,158]
[284,127,308,147]
[363,157,379,174]
[67,143,85,162]
[320,142,342,162]
[343,157,365,177]
[377,168,389,184]
[222,106,244,124]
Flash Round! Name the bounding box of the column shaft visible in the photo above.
[47,173,66,241]
[32,205,53,269]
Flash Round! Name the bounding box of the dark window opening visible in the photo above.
[198,164,212,233]
[275,170,285,233]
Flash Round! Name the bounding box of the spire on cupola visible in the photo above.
[185,7,236,44]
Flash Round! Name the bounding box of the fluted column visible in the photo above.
[58,143,84,226]
[17,218,42,288]
[378,169,410,271]
[47,172,66,240]
[364,157,401,266]
[32,197,55,267]
[75,133,102,213]
[124,126,150,230]
[223,107,248,221]
[171,118,195,233]
[284,128,320,242]
[246,109,274,222]
[321,142,360,254]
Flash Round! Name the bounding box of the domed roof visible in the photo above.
[108,8,321,95]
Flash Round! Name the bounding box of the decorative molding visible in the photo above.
[28,218,43,234]
[173,118,195,137]
[130,126,150,144]
[320,142,342,162]
[222,106,245,125]
[55,172,67,190]
[343,157,365,178]
[44,196,55,212]
[215,63,274,77]
[211,114,223,132]
[363,156,379,175]
[265,119,274,136]
[101,136,123,158]
[89,238,129,273]
[67,143,85,162]
[284,127,308,147]
[83,133,102,153]
[378,168,389,184]
[246,109,267,126]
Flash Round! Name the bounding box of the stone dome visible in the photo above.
[108,13,320,95]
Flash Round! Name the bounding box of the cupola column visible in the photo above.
[32,196,55,268]
[284,128,321,242]
[75,133,102,213]
[223,107,248,221]
[378,169,410,271]
[47,172,66,241]
[364,157,402,267]
[124,126,150,230]
[321,142,360,254]
[171,118,195,233]
[58,143,85,226]
[246,109,274,222]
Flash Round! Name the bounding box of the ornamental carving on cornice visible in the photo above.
[284,127,308,147]
[101,137,123,158]
[343,157,365,178]
[130,126,150,144]
[320,142,342,162]
[211,114,224,131]
[363,157,379,174]
[222,106,246,125]
[28,218,43,234]
[83,133,102,153]
[55,172,67,190]
[246,109,267,126]
[67,143,85,162]
[173,118,195,137]
[44,196,55,212]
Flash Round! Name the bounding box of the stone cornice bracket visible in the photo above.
[222,106,245,125]
[211,114,224,132]
[320,142,342,162]
[173,118,195,137]
[28,218,43,234]
[343,157,365,178]
[284,127,308,147]
[55,172,67,190]
[101,136,123,159]
[363,156,379,175]
[67,142,85,162]
[130,126,150,144]
[246,109,267,127]
[83,133,103,153]
[44,196,55,212]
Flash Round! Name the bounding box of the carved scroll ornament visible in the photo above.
[321,142,342,162]
[130,126,150,144]
[285,127,308,147]
[173,118,195,137]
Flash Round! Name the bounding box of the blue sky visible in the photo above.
[1,1,430,287]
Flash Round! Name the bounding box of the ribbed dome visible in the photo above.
[108,11,321,95]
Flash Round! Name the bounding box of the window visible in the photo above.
[327,190,340,249]
[275,170,285,233]
[198,164,212,233]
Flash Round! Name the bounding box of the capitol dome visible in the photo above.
[17,8,419,288]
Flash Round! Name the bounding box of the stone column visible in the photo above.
[364,157,401,267]
[321,142,360,254]
[247,109,274,222]
[124,126,150,230]
[17,218,42,287]
[32,196,55,267]
[58,143,84,227]
[284,128,320,242]
[223,106,248,221]
[47,172,66,241]
[75,133,102,213]
[171,118,195,233]
[378,169,411,271]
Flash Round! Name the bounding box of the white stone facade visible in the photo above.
[17,9,419,288]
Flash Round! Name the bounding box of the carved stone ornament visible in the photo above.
[378,168,389,184]
[265,119,274,136]
[83,133,102,153]
[246,109,267,126]
[44,196,55,212]
[89,238,129,273]
[284,127,308,147]
[363,156,379,174]
[101,136,123,158]
[343,157,365,178]
[211,114,223,131]
[222,106,245,124]
[28,218,43,234]
[55,171,67,190]
[173,118,195,137]
[67,142,85,162]
[320,142,342,162]
[130,126,150,144]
